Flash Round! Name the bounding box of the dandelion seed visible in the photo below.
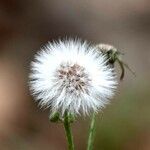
[29,39,117,115]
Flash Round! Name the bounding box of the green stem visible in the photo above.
[87,113,96,150]
[63,111,75,150]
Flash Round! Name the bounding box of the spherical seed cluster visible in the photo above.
[29,39,117,115]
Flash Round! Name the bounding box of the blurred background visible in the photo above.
[0,0,150,149]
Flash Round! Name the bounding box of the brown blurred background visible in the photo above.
[0,0,150,149]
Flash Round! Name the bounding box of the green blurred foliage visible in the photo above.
[95,80,150,150]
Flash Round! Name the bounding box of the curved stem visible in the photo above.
[63,111,75,150]
[87,113,96,150]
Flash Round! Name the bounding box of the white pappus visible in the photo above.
[29,39,117,116]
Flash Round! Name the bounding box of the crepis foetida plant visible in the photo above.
[29,38,131,150]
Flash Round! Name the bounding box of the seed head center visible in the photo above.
[57,63,91,93]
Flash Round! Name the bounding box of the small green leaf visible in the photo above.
[49,112,60,123]
[68,113,75,123]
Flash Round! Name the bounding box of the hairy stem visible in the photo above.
[87,113,96,150]
[63,111,75,150]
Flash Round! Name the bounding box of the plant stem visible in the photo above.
[63,111,74,150]
[87,112,96,150]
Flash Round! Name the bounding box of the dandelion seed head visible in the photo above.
[29,39,117,115]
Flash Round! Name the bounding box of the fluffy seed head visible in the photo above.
[29,39,117,115]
